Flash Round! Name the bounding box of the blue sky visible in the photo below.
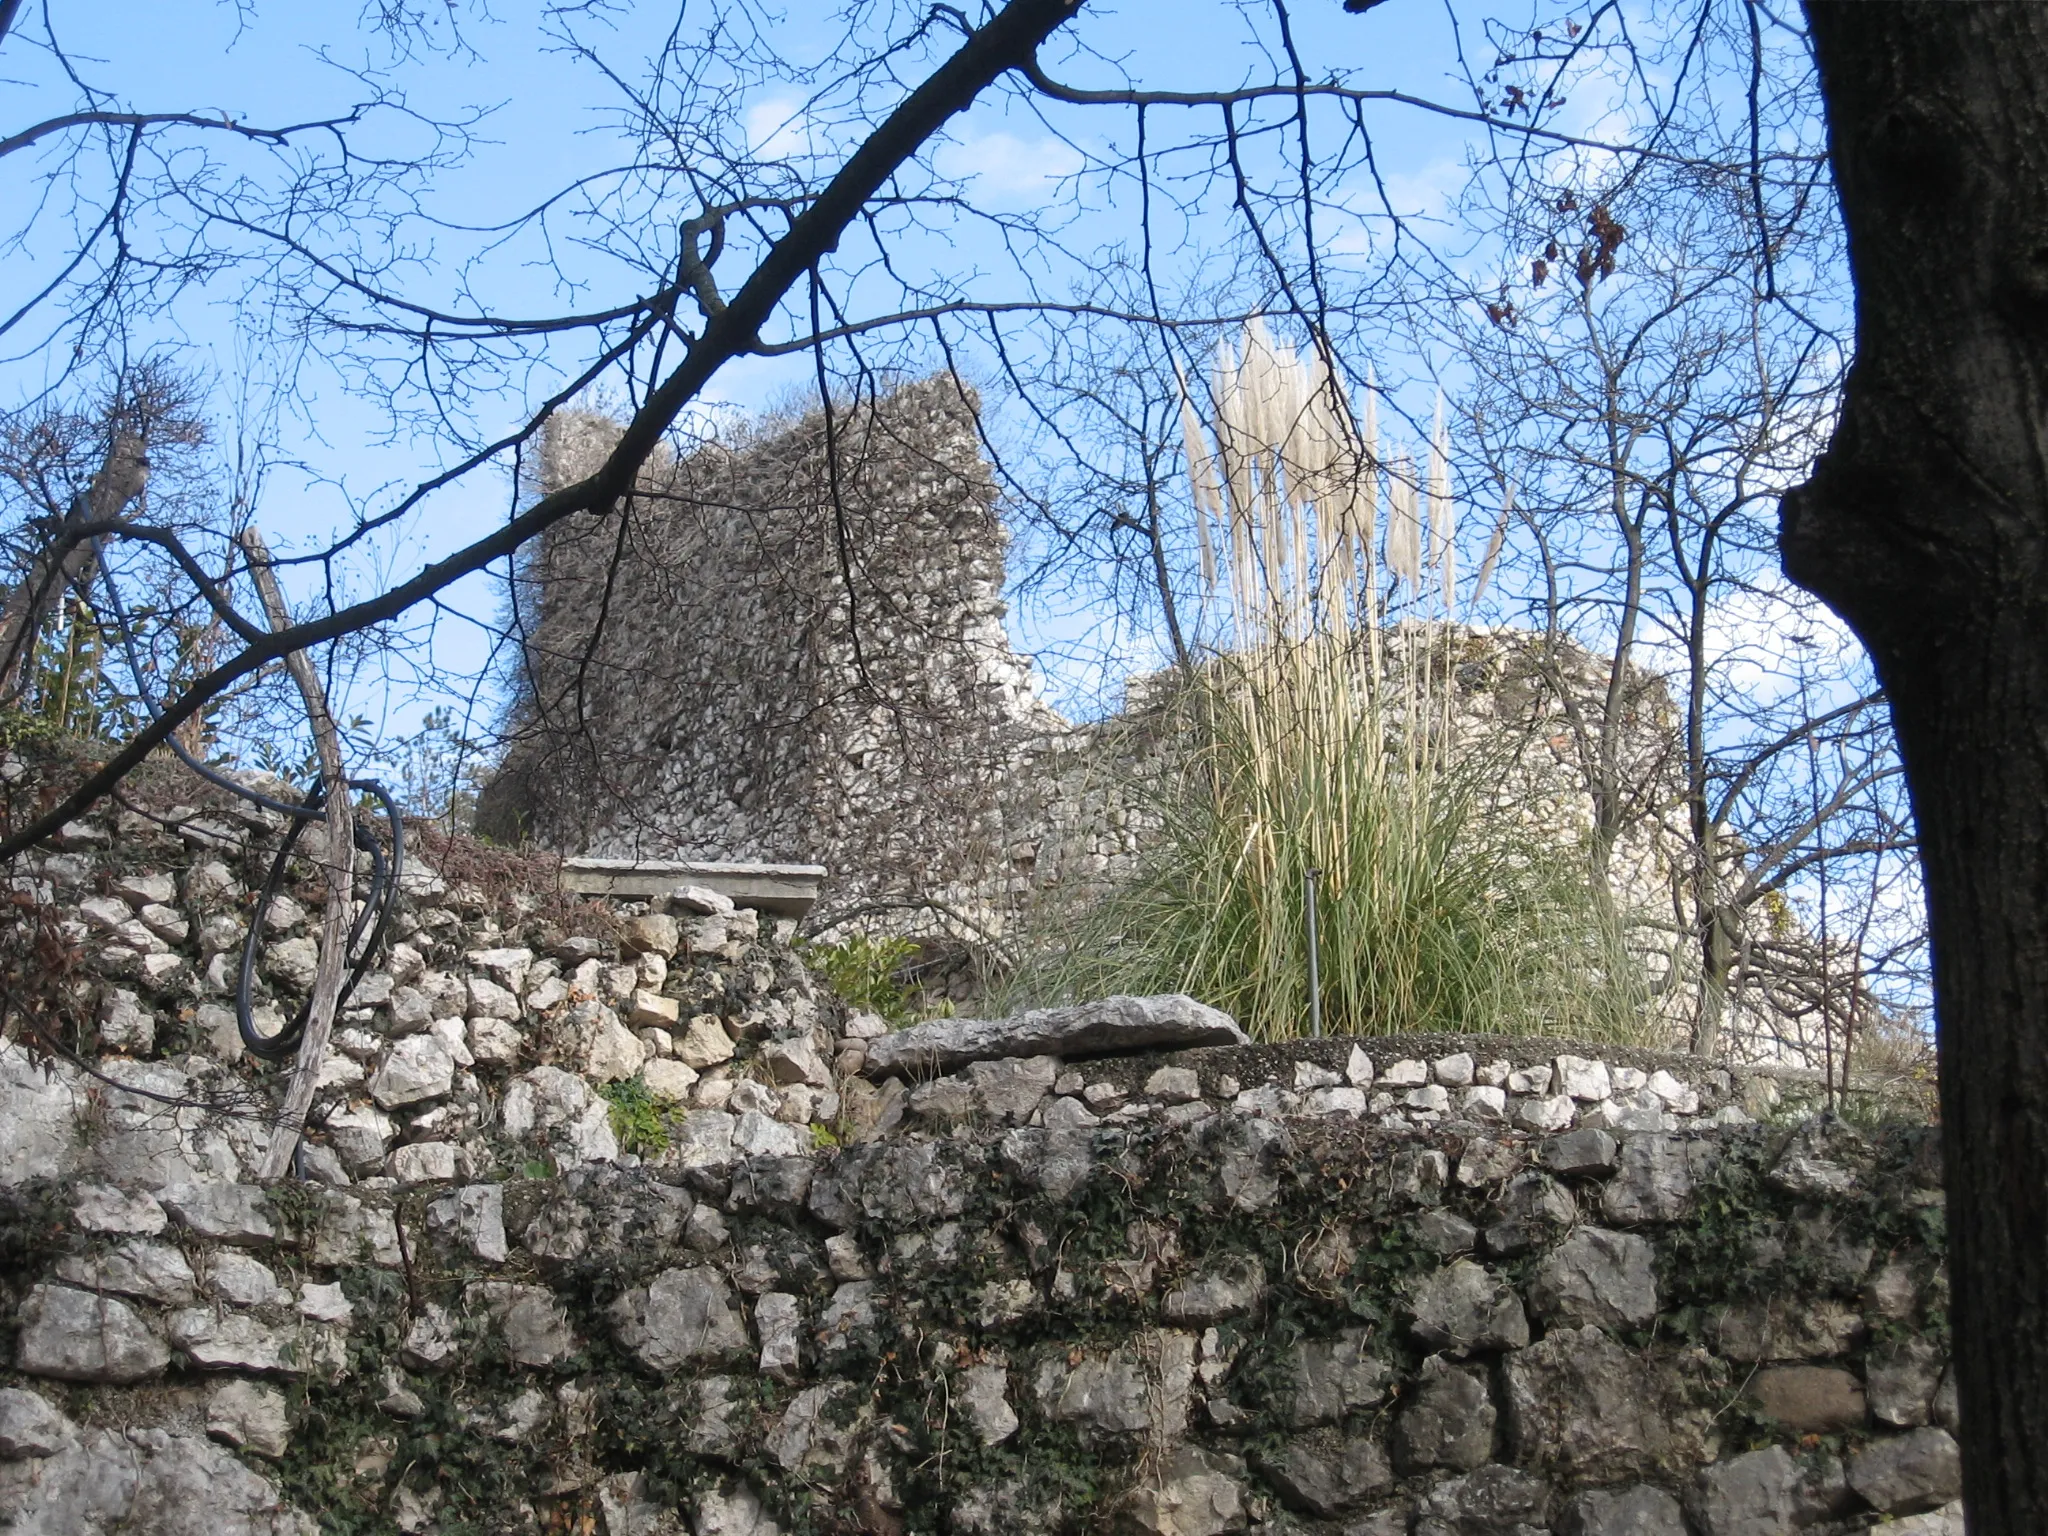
[1,1,1822,734]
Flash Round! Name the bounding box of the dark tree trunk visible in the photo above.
[1783,6,2048,1529]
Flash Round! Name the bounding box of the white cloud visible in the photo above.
[934,128,1085,206]
[745,94,821,162]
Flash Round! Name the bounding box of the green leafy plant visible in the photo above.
[800,932,921,1026]
[598,1075,672,1157]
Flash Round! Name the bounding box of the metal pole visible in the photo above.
[1305,867,1323,1039]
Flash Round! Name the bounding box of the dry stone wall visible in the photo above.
[0,791,1958,1536]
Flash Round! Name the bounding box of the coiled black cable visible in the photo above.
[235,776,404,1059]
[96,562,405,1060]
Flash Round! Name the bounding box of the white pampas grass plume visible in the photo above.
[1387,448,1422,591]
[1175,360,1223,593]
[1472,479,1513,606]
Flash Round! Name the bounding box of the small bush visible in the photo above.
[599,1076,671,1156]
[800,933,921,1026]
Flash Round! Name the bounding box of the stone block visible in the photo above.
[611,1266,750,1371]
[160,1182,276,1245]
[864,994,1246,1077]
[207,1380,290,1459]
[1410,1259,1529,1352]
[1847,1427,1962,1515]
[1529,1227,1659,1330]
[1688,1444,1847,1536]
[1279,1329,1394,1426]
[1540,1127,1619,1176]
[1867,1336,1944,1428]
[370,1035,456,1108]
[1262,1431,1392,1518]
[1748,1365,1866,1434]
[1118,1445,1246,1536]
[965,1054,1058,1121]
[1564,1484,1687,1536]
[677,1014,738,1069]
[0,1388,73,1459]
[1391,1354,1495,1471]
[54,1239,196,1305]
[1163,1256,1265,1324]
[1503,1325,1698,1474]
[623,913,680,957]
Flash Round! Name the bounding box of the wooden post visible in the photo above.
[242,529,356,1183]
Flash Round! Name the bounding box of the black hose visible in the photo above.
[236,777,405,1060]
[94,561,407,1060]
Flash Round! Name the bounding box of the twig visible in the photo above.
[242,528,356,1183]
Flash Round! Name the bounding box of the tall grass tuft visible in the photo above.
[1010,318,1654,1044]
[1017,633,1656,1044]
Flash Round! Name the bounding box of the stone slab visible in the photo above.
[559,858,825,916]
[863,994,1248,1078]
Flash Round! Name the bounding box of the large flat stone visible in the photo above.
[14,1285,169,1383]
[862,994,1246,1078]
[0,1426,315,1535]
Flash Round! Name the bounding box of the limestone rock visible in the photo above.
[987,1129,1088,1202]
[863,994,1246,1077]
[769,1382,862,1478]
[1540,1128,1619,1176]
[14,1285,170,1383]
[1867,1336,1945,1428]
[1163,1256,1265,1325]
[1503,1325,1695,1474]
[808,1141,970,1230]
[1261,1431,1391,1518]
[1212,1115,1291,1212]
[1707,1297,1863,1362]
[70,1182,167,1235]
[98,987,156,1053]
[1563,1484,1687,1536]
[1688,1444,1847,1536]
[0,1426,315,1535]
[623,913,680,957]
[676,1014,738,1069]
[500,1066,619,1165]
[54,1239,197,1305]
[960,1365,1018,1445]
[612,1266,749,1371]
[370,1035,456,1109]
[1415,1464,1550,1534]
[207,1380,291,1459]
[1601,1134,1715,1224]
[468,1281,576,1367]
[0,1388,74,1459]
[694,1482,783,1536]
[1847,1427,1962,1515]
[965,1054,1058,1122]
[170,1310,335,1377]
[755,1291,803,1379]
[1529,1227,1658,1330]
[0,1041,86,1186]
[1117,1446,1246,1536]
[1410,1259,1530,1352]
[1391,1354,1495,1471]
[427,1183,508,1263]
[1554,1054,1613,1101]
[1035,1330,1193,1445]
[1279,1330,1393,1427]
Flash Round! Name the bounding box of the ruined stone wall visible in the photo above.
[476,377,1053,926]
[0,793,1959,1536]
